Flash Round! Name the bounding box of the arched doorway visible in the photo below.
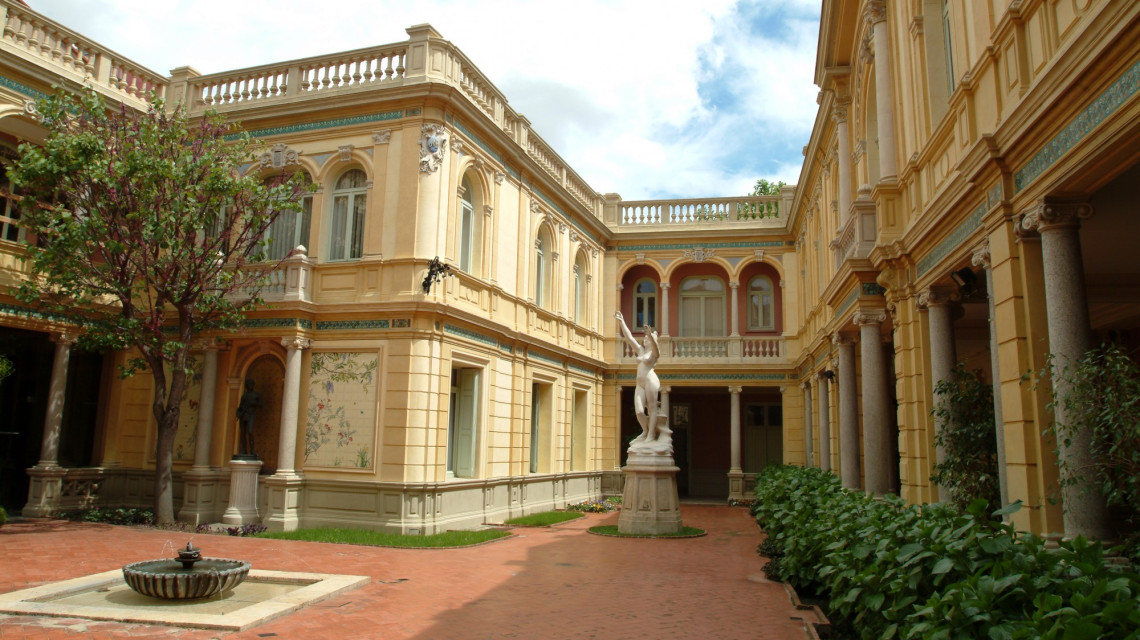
[242,354,284,473]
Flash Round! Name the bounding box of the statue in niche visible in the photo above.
[235,378,261,458]
[616,312,671,453]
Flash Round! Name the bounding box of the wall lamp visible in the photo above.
[422,256,454,294]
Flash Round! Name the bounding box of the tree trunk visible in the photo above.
[154,410,179,524]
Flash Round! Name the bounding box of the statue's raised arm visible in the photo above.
[615,312,641,353]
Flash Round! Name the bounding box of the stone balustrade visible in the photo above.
[618,195,784,228]
[0,1,166,108]
[618,335,785,365]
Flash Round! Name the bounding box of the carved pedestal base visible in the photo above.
[727,470,747,501]
[262,473,304,532]
[221,459,262,526]
[23,465,66,518]
[618,451,682,535]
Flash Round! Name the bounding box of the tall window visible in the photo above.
[747,276,775,331]
[942,0,955,95]
[678,276,726,337]
[0,174,24,243]
[573,252,587,324]
[448,367,480,478]
[529,382,554,473]
[266,173,313,261]
[458,176,476,273]
[633,279,657,330]
[328,169,367,261]
[535,227,553,309]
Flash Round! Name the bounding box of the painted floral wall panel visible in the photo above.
[305,352,379,469]
[152,355,202,463]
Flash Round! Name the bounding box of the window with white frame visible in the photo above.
[573,251,587,324]
[747,276,775,331]
[457,176,477,273]
[265,173,313,261]
[535,226,553,309]
[328,169,367,261]
[633,278,657,330]
[448,367,481,478]
[0,174,24,243]
[678,276,726,337]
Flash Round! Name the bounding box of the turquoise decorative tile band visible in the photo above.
[443,323,499,348]
[225,110,405,141]
[916,200,986,278]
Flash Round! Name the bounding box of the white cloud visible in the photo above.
[27,0,821,200]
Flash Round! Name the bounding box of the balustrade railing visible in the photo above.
[618,335,785,364]
[619,195,784,228]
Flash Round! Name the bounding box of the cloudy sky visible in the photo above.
[28,0,822,200]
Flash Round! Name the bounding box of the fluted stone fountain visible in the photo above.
[122,542,250,599]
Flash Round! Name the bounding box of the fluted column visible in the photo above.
[866,0,897,179]
[802,381,814,467]
[660,282,671,336]
[817,370,832,472]
[973,242,1009,508]
[275,337,311,478]
[919,288,958,501]
[856,310,890,495]
[660,385,671,435]
[1022,200,1109,540]
[835,334,860,489]
[191,347,219,470]
[729,281,740,337]
[729,386,742,473]
[38,332,76,467]
[834,104,852,224]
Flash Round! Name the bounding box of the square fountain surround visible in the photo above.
[0,569,370,631]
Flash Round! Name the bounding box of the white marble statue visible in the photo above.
[616,312,672,453]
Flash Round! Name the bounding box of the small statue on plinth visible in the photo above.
[234,378,261,459]
[616,312,672,455]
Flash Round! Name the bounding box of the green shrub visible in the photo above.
[81,507,154,525]
[0,505,7,527]
[753,465,1140,640]
[930,365,1000,513]
[567,499,616,513]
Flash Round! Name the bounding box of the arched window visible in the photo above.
[633,278,657,330]
[458,176,476,272]
[535,226,553,309]
[0,171,24,243]
[573,251,588,324]
[678,276,725,337]
[748,276,775,331]
[328,169,367,261]
[265,172,313,261]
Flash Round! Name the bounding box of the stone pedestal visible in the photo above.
[618,451,682,535]
[177,468,226,526]
[23,465,66,518]
[262,474,304,532]
[221,459,262,526]
[727,470,747,501]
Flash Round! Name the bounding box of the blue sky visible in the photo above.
[29,0,822,200]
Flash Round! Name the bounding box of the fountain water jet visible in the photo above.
[122,542,250,599]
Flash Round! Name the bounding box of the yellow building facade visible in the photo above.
[0,0,1136,538]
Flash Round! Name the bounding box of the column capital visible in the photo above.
[661,385,672,394]
[853,309,887,327]
[281,337,312,351]
[916,287,958,309]
[864,0,888,25]
[815,370,834,382]
[660,282,671,290]
[832,333,856,347]
[729,281,739,290]
[728,385,743,394]
[970,242,991,269]
[802,380,812,390]
[51,331,78,346]
[1020,200,1092,233]
[831,103,848,124]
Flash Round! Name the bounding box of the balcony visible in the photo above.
[619,335,785,366]
[612,194,789,231]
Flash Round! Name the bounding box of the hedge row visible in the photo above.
[752,465,1140,640]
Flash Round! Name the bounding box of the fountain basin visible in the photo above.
[122,558,251,599]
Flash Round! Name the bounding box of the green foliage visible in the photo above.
[0,505,7,527]
[1049,344,1140,526]
[258,527,511,548]
[0,355,12,382]
[753,465,1140,640]
[226,523,267,536]
[7,88,309,523]
[80,507,155,525]
[504,511,584,526]
[930,365,1000,513]
[751,178,787,196]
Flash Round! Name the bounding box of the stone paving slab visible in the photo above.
[0,506,810,639]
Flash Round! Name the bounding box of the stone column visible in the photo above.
[1021,200,1110,540]
[23,331,76,518]
[179,346,225,525]
[729,281,740,337]
[817,371,832,473]
[835,333,860,489]
[834,104,852,225]
[803,381,814,467]
[264,336,311,532]
[660,386,671,432]
[856,310,890,495]
[659,282,671,336]
[866,0,897,179]
[919,288,958,502]
[973,242,1009,509]
[727,386,744,499]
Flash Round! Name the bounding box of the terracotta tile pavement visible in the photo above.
[0,506,810,640]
